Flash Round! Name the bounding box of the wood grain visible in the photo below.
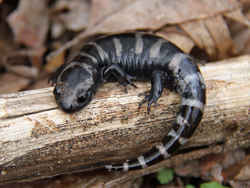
[0,55,249,185]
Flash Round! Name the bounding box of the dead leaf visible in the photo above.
[7,0,49,48]
[4,64,38,79]
[200,153,225,178]
[174,160,200,177]
[3,48,46,70]
[52,0,90,33]
[157,26,195,53]
[229,180,250,188]
[231,11,250,55]
[45,45,65,73]
[225,9,250,27]
[229,155,250,181]
[47,0,241,61]
[89,0,134,26]
[204,16,233,59]
[0,73,29,94]
[180,20,217,58]
[87,0,240,33]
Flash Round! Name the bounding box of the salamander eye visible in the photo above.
[53,88,61,96]
[77,94,87,104]
[77,91,91,104]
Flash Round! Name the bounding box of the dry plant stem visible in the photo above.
[0,55,250,185]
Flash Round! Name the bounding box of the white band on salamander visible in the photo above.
[135,33,144,54]
[176,115,190,127]
[156,143,170,158]
[168,129,178,138]
[123,162,129,172]
[181,98,204,111]
[105,165,113,172]
[79,52,98,64]
[138,155,147,168]
[113,38,122,57]
[168,53,187,75]
[178,137,189,145]
[183,73,198,84]
[87,42,109,62]
[149,39,165,58]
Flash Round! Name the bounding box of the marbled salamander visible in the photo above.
[50,33,206,171]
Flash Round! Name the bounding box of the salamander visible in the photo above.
[50,33,206,171]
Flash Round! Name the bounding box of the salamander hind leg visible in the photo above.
[139,71,166,113]
[104,64,137,92]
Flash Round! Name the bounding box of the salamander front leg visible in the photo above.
[103,64,137,92]
[139,71,165,113]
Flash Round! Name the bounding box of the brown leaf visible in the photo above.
[87,0,240,34]
[200,153,225,178]
[0,73,29,94]
[89,0,134,26]
[225,9,250,27]
[180,20,217,58]
[174,160,200,177]
[232,155,250,181]
[7,0,49,48]
[204,15,234,59]
[45,47,65,73]
[3,48,46,70]
[180,15,234,59]
[157,27,195,53]
[4,65,38,79]
[221,150,246,181]
[198,150,246,183]
[229,180,250,188]
[48,0,242,62]
[52,0,90,33]
[231,11,250,55]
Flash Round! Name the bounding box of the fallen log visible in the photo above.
[0,55,249,185]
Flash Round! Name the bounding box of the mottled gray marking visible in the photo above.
[79,52,98,64]
[135,33,143,54]
[113,38,122,57]
[58,73,95,108]
[184,73,198,84]
[168,129,178,138]
[176,115,190,127]
[179,137,188,145]
[88,42,109,62]
[57,61,92,83]
[156,143,170,158]
[138,155,147,168]
[123,162,129,171]
[149,39,165,58]
[184,72,205,88]
[181,98,204,111]
[198,72,206,87]
[57,61,98,108]
[168,53,188,75]
[164,123,185,151]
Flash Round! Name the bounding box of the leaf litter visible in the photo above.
[0,0,250,187]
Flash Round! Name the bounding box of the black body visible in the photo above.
[51,33,206,171]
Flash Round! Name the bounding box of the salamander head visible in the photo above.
[53,62,97,113]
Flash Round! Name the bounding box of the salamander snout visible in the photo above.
[54,84,93,113]
[53,63,96,113]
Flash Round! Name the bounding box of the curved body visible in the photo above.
[51,33,206,171]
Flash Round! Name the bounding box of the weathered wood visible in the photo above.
[0,55,249,185]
